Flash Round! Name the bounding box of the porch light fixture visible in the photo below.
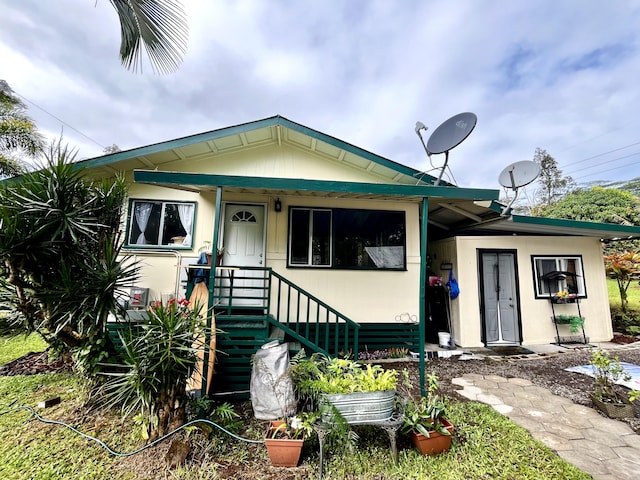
[274,198,282,212]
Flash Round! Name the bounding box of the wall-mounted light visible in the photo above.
[274,198,282,212]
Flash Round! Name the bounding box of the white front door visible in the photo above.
[219,203,266,307]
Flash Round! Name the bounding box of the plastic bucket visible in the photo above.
[438,331,451,348]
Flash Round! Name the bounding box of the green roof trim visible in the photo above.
[133,170,500,201]
[510,214,640,237]
[75,115,428,181]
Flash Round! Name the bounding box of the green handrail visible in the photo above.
[210,266,359,358]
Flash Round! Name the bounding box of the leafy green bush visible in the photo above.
[290,354,397,396]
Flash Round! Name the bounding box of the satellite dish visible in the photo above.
[498,160,541,216]
[426,112,477,155]
[414,112,477,186]
[498,160,540,189]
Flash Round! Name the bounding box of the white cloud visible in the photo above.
[2,0,640,186]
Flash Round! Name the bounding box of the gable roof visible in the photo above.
[77,115,438,186]
[75,115,640,241]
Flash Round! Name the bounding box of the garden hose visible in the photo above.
[0,403,264,458]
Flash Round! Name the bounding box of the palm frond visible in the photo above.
[109,0,188,74]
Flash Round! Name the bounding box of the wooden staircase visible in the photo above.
[201,267,419,399]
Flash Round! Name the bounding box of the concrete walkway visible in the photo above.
[453,373,640,480]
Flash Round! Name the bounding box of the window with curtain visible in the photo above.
[127,200,196,248]
[532,255,586,298]
[288,207,406,270]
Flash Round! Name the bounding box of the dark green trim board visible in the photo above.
[133,170,500,201]
[419,197,429,397]
[510,214,640,237]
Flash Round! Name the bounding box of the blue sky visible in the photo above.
[2,0,640,192]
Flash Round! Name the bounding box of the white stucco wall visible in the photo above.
[429,236,612,347]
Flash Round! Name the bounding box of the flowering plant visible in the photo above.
[269,413,316,439]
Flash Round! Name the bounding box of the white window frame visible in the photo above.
[532,255,586,298]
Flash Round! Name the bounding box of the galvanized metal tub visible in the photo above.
[322,390,396,424]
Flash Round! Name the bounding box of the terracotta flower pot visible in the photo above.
[410,418,454,456]
[264,421,304,467]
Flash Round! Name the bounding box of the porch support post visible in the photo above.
[419,197,428,397]
[201,186,223,397]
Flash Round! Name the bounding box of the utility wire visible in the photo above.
[15,93,106,149]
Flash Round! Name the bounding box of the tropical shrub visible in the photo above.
[0,141,138,373]
[101,298,205,441]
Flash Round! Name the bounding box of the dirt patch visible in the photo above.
[404,345,640,434]
[0,350,72,376]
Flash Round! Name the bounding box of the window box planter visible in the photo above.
[551,297,577,304]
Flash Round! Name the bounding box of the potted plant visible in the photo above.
[589,349,639,418]
[401,373,453,455]
[264,414,315,467]
[553,314,584,334]
[289,354,398,424]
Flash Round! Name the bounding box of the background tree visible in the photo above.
[532,148,575,209]
[604,252,640,313]
[534,187,640,254]
[534,187,640,223]
[103,144,121,154]
[0,80,44,178]
[108,0,188,74]
[0,140,139,373]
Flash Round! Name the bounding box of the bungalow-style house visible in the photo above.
[78,115,640,397]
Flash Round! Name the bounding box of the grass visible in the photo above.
[607,277,640,310]
[607,278,640,334]
[0,334,48,366]
[0,334,591,479]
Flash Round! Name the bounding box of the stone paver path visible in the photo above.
[453,374,640,480]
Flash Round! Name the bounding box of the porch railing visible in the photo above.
[211,266,360,358]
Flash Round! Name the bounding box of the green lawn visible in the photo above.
[0,334,48,366]
[0,340,590,480]
[607,277,640,310]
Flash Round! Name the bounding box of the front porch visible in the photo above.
[186,265,421,398]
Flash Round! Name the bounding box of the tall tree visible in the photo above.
[108,0,189,74]
[0,80,44,178]
[533,148,575,208]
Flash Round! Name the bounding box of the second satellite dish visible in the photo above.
[498,160,541,215]
[499,160,540,189]
[426,112,477,155]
